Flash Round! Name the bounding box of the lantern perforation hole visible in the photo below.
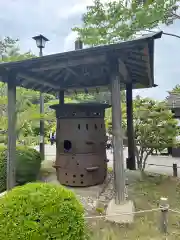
[94,124,97,130]
[93,112,100,116]
[78,124,80,129]
[64,140,72,152]
[101,124,103,128]
[65,173,68,175]
[86,124,88,130]
[72,112,76,116]
[81,181,84,184]
[80,174,84,177]
[73,175,76,178]
[73,181,75,184]
[66,181,68,184]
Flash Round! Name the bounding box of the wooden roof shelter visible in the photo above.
[0,31,162,94]
[0,31,162,203]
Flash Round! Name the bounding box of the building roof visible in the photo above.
[0,31,162,94]
[167,92,180,109]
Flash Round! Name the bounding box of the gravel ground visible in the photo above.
[41,171,113,216]
[72,171,139,216]
[40,161,141,216]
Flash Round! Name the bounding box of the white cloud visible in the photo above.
[63,31,78,51]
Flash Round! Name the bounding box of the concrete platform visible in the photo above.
[106,199,135,224]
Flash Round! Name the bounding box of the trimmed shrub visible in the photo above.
[0,146,42,192]
[0,182,86,240]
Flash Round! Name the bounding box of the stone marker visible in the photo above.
[106,199,135,223]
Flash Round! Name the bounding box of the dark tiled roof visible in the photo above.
[0,31,162,94]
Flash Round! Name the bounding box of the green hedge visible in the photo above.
[0,146,42,192]
[0,182,86,240]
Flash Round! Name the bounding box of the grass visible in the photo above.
[89,173,180,239]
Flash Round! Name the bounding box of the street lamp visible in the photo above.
[32,34,49,160]
[32,34,49,57]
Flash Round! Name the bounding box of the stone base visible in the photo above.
[106,199,135,224]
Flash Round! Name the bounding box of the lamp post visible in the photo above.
[32,34,49,159]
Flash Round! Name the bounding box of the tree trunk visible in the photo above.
[142,150,152,171]
[138,147,143,170]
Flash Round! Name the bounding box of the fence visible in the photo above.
[85,197,180,235]
[148,163,179,177]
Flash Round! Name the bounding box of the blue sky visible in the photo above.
[0,0,180,100]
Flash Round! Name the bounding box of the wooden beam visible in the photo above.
[30,55,106,72]
[118,58,131,83]
[20,79,53,93]
[66,67,79,78]
[46,68,64,79]
[18,73,58,89]
[7,72,17,190]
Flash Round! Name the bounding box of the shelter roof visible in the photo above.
[0,31,162,94]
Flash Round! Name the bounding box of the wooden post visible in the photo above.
[159,197,169,233]
[126,83,136,170]
[111,75,125,204]
[173,163,177,177]
[7,73,17,190]
[59,90,64,104]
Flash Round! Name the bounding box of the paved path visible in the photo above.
[34,145,180,177]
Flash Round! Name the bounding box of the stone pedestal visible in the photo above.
[106,199,135,224]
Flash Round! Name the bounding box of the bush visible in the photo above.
[0,146,42,192]
[0,182,86,240]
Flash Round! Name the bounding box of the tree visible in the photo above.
[105,96,179,171]
[171,84,180,93]
[73,0,179,45]
[0,37,18,60]
[105,101,127,134]
[0,37,56,145]
[133,97,179,171]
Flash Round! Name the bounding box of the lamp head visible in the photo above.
[32,34,49,48]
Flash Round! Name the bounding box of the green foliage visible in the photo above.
[105,99,126,134]
[0,36,18,59]
[0,146,42,193]
[73,91,123,104]
[96,207,104,214]
[0,82,56,144]
[0,37,57,144]
[0,182,86,240]
[105,95,179,170]
[16,87,55,104]
[73,0,179,45]
[171,84,180,93]
[133,97,179,170]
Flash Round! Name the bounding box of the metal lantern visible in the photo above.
[32,34,49,49]
[50,103,110,187]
